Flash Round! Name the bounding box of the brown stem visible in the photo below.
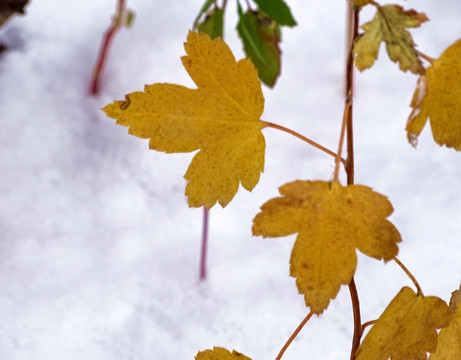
[333,101,350,181]
[275,311,314,360]
[199,207,209,281]
[360,320,376,336]
[261,121,346,166]
[416,49,436,65]
[90,0,127,95]
[393,256,423,295]
[345,2,361,360]
[348,278,362,360]
[345,5,358,185]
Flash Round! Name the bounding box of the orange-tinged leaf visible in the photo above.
[429,286,461,360]
[406,39,461,151]
[196,347,252,360]
[103,31,266,209]
[353,5,428,74]
[252,180,401,314]
[356,287,452,360]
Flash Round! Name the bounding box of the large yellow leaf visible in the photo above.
[406,39,461,151]
[356,287,452,360]
[103,31,265,209]
[252,180,401,314]
[429,286,461,360]
[196,347,251,360]
[353,5,428,74]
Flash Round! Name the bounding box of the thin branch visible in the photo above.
[89,0,127,95]
[333,101,351,181]
[393,256,423,295]
[348,278,362,360]
[199,207,209,281]
[345,3,361,360]
[345,3,358,185]
[262,121,346,166]
[275,312,314,360]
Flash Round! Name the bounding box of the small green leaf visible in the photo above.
[197,7,224,39]
[236,4,281,87]
[237,2,268,63]
[253,0,296,27]
[193,0,217,30]
[124,10,136,28]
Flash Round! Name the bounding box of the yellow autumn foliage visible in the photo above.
[353,4,428,74]
[103,31,266,209]
[252,180,401,314]
[406,39,461,151]
[429,286,461,360]
[196,347,251,360]
[356,287,451,360]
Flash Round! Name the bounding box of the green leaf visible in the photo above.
[253,0,296,27]
[124,10,136,28]
[193,0,217,30]
[197,7,224,39]
[236,4,281,87]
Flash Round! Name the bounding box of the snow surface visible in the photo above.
[0,0,460,359]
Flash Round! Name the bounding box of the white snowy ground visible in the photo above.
[0,0,460,359]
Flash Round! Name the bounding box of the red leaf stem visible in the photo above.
[89,0,127,95]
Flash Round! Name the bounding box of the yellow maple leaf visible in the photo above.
[196,347,252,360]
[429,285,461,360]
[103,31,265,209]
[252,180,401,314]
[406,39,461,151]
[356,287,452,360]
[353,4,428,74]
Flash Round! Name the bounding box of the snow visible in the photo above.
[0,0,460,359]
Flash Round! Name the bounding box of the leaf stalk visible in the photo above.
[416,49,436,65]
[393,256,423,295]
[360,319,376,336]
[275,311,314,360]
[261,121,346,166]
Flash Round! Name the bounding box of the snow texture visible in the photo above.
[0,0,460,359]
